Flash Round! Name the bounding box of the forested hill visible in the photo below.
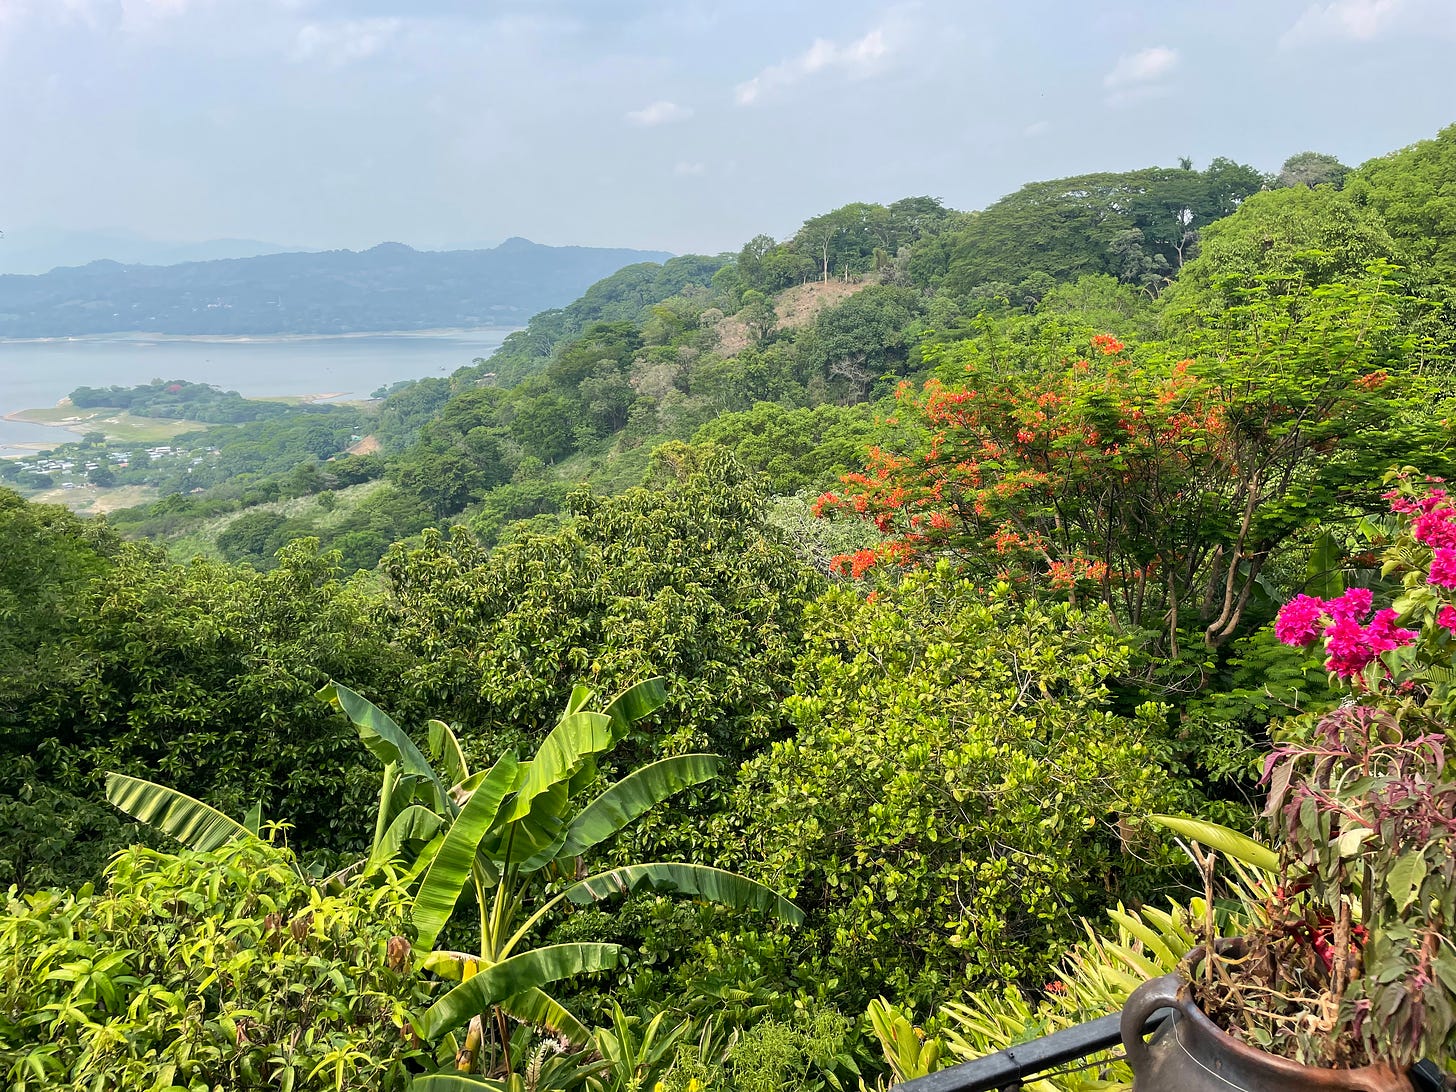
[0,237,673,337]
[32,126,1456,578]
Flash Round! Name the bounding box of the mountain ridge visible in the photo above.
[0,238,674,338]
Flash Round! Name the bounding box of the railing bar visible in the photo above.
[897,1009,1170,1092]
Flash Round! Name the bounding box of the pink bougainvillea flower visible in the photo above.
[1275,594,1328,647]
[1325,587,1373,623]
[1322,616,1377,680]
[1437,605,1456,635]
[1413,508,1456,550]
[1429,547,1456,589]
[1364,608,1417,652]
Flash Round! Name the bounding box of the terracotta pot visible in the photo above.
[1120,950,1412,1092]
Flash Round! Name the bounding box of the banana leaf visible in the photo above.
[104,773,257,852]
[414,943,621,1041]
[561,863,804,925]
[559,754,720,858]
[412,752,520,953]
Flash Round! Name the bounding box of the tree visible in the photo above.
[378,446,821,783]
[815,267,1454,653]
[1277,151,1351,190]
[1346,122,1456,284]
[794,286,927,401]
[1163,184,1399,314]
[0,537,410,888]
[730,568,1177,1006]
[934,164,1266,297]
[0,839,432,1090]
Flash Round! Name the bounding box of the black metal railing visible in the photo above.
[895,1012,1152,1092]
[896,1013,1450,1092]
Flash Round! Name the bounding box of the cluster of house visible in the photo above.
[13,442,215,490]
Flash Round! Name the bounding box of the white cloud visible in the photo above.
[1281,0,1409,45]
[673,160,705,176]
[291,17,400,66]
[735,26,890,105]
[625,100,692,126]
[1024,120,1050,137]
[1103,45,1179,88]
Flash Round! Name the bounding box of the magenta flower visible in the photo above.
[1385,489,1420,515]
[1365,608,1417,652]
[1326,587,1373,622]
[1429,547,1456,589]
[1275,594,1328,647]
[1414,509,1456,550]
[1323,616,1377,680]
[1438,605,1456,635]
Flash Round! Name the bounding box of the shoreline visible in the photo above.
[0,325,520,346]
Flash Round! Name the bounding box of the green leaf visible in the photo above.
[562,863,804,925]
[1386,852,1427,913]
[104,773,257,852]
[366,805,444,875]
[410,1076,509,1091]
[428,719,470,789]
[320,681,447,812]
[560,754,721,858]
[602,677,667,742]
[414,944,621,1041]
[1305,529,1346,599]
[1149,814,1278,873]
[506,712,613,824]
[1336,826,1375,858]
[498,987,593,1046]
[412,752,520,953]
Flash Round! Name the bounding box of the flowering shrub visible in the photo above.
[816,272,1448,653]
[1275,474,1456,712]
[1210,473,1456,1067]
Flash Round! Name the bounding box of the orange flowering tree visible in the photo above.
[816,268,1452,653]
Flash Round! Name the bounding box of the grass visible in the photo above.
[30,484,159,516]
[160,480,392,563]
[11,406,206,444]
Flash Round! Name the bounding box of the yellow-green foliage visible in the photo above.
[0,839,431,1091]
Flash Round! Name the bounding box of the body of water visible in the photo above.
[0,328,517,456]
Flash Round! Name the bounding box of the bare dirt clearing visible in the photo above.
[714,279,876,356]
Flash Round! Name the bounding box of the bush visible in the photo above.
[731,566,1183,1007]
[0,839,431,1090]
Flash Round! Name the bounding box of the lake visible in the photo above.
[0,328,517,456]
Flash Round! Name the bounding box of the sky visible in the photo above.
[1,0,1454,269]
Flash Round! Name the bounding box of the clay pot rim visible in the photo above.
[1171,941,1411,1090]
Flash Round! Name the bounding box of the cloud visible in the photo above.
[1103,45,1178,88]
[291,16,401,66]
[625,100,691,126]
[673,160,705,176]
[1023,120,1050,137]
[1281,0,1408,45]
[735,26,889,105]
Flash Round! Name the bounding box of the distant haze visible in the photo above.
[0,231,304,275]
[0,239,673,337]
[1,1,1453,261]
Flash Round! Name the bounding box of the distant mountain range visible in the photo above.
[0,238,674,338]
[0,231,305,274]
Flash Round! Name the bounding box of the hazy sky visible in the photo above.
[2,0,1454,263]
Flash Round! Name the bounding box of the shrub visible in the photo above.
[0,839,431,1090]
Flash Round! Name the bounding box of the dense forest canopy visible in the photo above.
[5,124,1456,1089]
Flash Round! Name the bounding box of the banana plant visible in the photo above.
[320,677,804,1078]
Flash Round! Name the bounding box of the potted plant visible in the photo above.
[1122,474,1456,1090]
